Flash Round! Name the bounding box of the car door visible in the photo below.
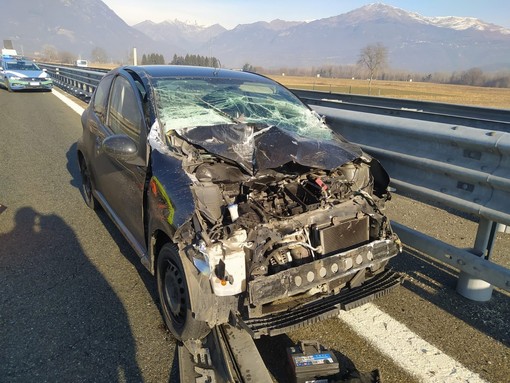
[93,73,149,251]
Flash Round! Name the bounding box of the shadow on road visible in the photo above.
[92,209,182,381]
[0,207,143,382]
[66,142,81,189]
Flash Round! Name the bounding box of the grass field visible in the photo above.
[85,62,510,110]
[268,75,510,110]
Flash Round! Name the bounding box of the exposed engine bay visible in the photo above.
[155,123,401,319]
[146,75,401,332]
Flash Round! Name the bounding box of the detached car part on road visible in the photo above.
[77,65,402,341]
[0,55,53,91]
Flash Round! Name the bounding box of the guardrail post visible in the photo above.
[456,218,497,301]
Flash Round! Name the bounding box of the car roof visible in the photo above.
[1,56,36,64]
[2,55,28,60]
[118,65,273,84]
[1,55,17,62]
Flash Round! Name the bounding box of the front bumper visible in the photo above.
[248,238,400,307]
[244,268,402,338]
[8,78,53,90]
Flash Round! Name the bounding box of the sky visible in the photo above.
[101,0,510,29]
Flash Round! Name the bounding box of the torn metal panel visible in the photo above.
[176,124,363,175]
[149,149,195,229]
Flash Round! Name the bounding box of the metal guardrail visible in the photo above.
[41,65,510,300]
[39,63,105,101]
[293,89,510,132]
[310,106,510,226]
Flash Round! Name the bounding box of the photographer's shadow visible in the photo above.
[0,207,143,382]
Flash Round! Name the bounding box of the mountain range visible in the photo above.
[1,0,510,72]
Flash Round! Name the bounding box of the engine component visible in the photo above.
[312,216,370,255]
[206,229,248,296]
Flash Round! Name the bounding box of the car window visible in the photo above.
[93,74,114,123]
[108,76,142,140]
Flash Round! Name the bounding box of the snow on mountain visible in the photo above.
[424,16,510,34]
[359,3,510,35]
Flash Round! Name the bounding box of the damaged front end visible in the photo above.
[149,74,402,338]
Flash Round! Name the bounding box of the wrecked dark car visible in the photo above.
[77,65,402,342]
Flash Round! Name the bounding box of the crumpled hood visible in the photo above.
[176,124,364,174]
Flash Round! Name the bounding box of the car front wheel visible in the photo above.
[157,243,210,341]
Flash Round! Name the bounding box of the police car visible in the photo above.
[0,53,53,92]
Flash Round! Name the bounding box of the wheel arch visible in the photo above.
[151,230,236,332]
[77,150,96,187]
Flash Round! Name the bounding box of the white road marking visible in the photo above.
[51,88,85,115]
[52,87,487,383]
[339,303,487,383]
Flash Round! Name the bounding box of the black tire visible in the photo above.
[78,155,98,210]
[157,243,210,341]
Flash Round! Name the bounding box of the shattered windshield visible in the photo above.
[152,76,332,140]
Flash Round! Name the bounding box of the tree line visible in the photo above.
[140,53,222,67]
[170,54,220,68]
[141,53,165,65]
[257,64,510,89]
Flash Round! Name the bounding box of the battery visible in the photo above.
[287,340,340,383]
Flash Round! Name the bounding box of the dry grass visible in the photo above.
[268,75,510,110]
[84,64,510,109]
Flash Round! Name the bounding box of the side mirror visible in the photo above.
[42,68,47,72]
[101,134,138,161]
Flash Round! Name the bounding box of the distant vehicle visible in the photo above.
[0,55,53,91]
[78,65,402,342]
[76,59,88,67]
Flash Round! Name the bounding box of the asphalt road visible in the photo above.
[0,88,508,383]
